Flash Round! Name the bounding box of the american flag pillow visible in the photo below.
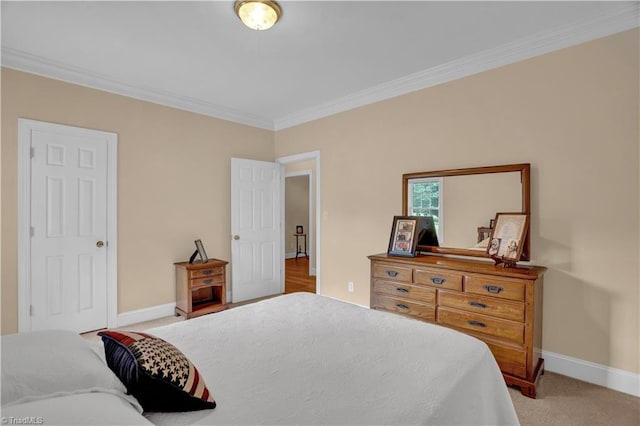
[98,330,216,412]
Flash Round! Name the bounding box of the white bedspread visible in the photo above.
[145,293,519,425]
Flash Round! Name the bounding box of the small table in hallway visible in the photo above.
[294,233,307,260]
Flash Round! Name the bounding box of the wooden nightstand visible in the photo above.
[174,259,228,319]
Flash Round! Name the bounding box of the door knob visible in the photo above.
[233,235,240,240]
[96,240,105,248]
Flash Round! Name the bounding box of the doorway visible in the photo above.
[284,173,314,293]
[277,151,321,295]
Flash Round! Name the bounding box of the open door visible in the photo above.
[230,158,282,302]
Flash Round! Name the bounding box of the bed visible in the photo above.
[1,293,519,425]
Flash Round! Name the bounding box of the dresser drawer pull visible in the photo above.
[396,303,410,310]
[385,270,399,277]
[467,320,487,328]
[395,288,410,294]
[468,301,487,309]
[202,270,213,275]
[430,277,446,285]
[202,279,213,285]
[483,284,503,294]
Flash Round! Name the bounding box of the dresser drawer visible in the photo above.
[190,275,224,289]
[437,307,524,344]
[372,263,413,283]
[373,280,436,304]
[438,290,525,322]
[464,275,525,302]
[190,266,224,279]
[482,339,527,378]
[414,268,463,291]
[372,295,435,321]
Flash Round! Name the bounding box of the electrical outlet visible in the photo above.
[348,281,354,293]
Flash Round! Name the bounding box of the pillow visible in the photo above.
[98,330,216,412]
[1,392,152,425]
[1,330,129,406]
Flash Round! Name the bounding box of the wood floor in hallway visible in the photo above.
[285,257,316,294]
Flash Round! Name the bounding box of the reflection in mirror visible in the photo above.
[403,164,530,260]
[443,172,521,249]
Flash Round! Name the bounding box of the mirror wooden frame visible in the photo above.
[402,163,531,260]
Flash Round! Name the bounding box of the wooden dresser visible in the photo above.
[368,253,546,398]
[174,259,228,319]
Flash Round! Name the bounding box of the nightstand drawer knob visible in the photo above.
[483,284,503,294]
[202,279,213,285]
[396,287,410,294]
[385,270,399,277]
[468,301,487,309]
[430,277,445,285]
[202,270,213,275]
[468,320,487,328]
[396,303,409,310]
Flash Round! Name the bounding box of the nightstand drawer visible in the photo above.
[190,267,224,279]
[372,295,435,321]
[437,307,524,344]
[372,263,413,283]
[190,275,224,288]
[373,280,436,304]
[438,290,524,322]
[465,275,525,302]
[414,268,463,291]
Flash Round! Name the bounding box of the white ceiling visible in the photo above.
[2,1,638,130]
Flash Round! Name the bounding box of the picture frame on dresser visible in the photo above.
[487,213,529,264]
[387,216,420,257]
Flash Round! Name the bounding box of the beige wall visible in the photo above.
[275,29,639,373]
[1,68,274,333]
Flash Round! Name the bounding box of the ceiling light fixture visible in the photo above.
[234,0,281,31]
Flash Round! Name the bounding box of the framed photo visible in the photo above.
[387,216,420,257]
[194,239,209,263]
[296,225,304,234]
[487,213,529,262]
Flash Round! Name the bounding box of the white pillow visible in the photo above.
[1,392,150,425]
[1,330,129,406]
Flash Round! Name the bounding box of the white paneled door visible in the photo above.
[20,119,117,333]
[231,158,282,302]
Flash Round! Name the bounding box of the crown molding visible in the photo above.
[274,3,640,130]
[1,47,274,130]
[2,3,637,132]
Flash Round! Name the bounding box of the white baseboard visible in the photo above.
[542,350,639,397]
[310,267,316,276]
[285,252,296,259]
[117,302,176,328]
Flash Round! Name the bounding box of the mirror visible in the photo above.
[402,163,530,260]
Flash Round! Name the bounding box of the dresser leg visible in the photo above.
[504,358,544,399]
[520,384,537,398]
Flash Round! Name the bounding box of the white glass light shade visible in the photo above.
[234,1,281,31]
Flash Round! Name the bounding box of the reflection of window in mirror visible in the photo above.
[407,177,443,239]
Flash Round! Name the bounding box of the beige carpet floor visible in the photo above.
[84,315,639,425]
[509,371,639,425]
